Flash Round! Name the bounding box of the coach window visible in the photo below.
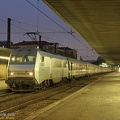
[41,56,44,62]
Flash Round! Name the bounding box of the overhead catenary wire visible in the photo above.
[0,11,98,58]
[12,19,91,50]
[11,22,30,32]
[0,18,7,23]
[0,18,74,46]
[0,17,98,57]
[0,16,92,51]
[26,0,68,33]
[0,18,30,32]
[0,18,81,45]
[37,0,39,32]
[11,18,68,33]
[26,0,91,49]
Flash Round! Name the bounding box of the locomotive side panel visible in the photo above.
[34,52,41,84]
[51,58,64,83]
[35,51,68,85]
[38,55,51,83]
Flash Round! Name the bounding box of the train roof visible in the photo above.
[67,57,85,63]
[11,47,37,52]
[10,48,101,67]
[11,48,37,54]
[11,48,67,60]
[38,50,67,60]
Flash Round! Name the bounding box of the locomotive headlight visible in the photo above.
[26,71,34,76]
[10,72,14,75]
[10,72,14,76]
[29,72,33,76]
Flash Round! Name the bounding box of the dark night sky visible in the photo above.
[0,0,99,60]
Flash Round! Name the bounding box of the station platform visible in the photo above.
[0,80,8,90]
[25,72,120,120]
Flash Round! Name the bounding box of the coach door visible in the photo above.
[68,61,73,79]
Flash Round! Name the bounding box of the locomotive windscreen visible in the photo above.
[10,55,36,64]
[9,48,37,64]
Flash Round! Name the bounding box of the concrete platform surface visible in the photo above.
[25,72,120,120]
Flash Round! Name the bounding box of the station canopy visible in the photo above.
[43,0,120,65]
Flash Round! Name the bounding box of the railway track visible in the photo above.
[0,74,104,120]
[0,86,71,113]
[0,89,12,95]
[0,91,15,97]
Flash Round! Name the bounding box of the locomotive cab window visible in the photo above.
[10,55,36,64]
[11,55,22,63]
[23,55,36,63]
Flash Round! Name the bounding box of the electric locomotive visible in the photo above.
[6,48,68,91]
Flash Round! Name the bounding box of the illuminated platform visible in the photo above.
[25,72,120,120]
